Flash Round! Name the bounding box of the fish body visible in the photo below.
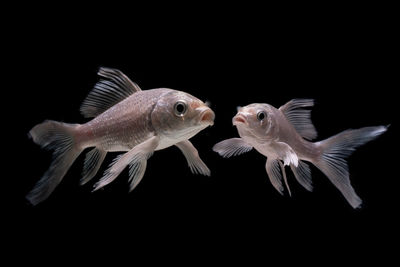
[234,103,319,162]
[28,68,214,205]
[213,99,387,208]
[77,88,211,151]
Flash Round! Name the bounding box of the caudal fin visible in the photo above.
[313,126,387,208]
[27,120,82,205]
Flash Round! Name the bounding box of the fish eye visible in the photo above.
[174,101,187,117]
[257,111,266,121]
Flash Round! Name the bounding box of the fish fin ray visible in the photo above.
[279,161,291,196]
[80,148,107,185]
[128,155,149,192]
[93,154,124,191]
[175,140,210,176]
[80,67,142,118]
[314,126,387,208]
[27,121,82,205]
[270,141,299,167]
[290,160,313,191]
[212,138,253,158]
[93,136,159,191]
[279,99,318,140]
[266,159,284,195]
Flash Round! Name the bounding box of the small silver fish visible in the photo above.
[213,99,387,208]
[28,67,215,205]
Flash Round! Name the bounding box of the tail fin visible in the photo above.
[27,120,82,205]
[313,126,387,208]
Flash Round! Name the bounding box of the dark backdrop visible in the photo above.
[5,4,398,264]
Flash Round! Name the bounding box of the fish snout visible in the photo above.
[197,106,215,126]
[232,113,248,126]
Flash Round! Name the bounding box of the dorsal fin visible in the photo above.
[279,99,318,140]
[80,67,142,118]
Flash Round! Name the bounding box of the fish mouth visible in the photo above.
[198,108,215,126]
[233,114,247,126]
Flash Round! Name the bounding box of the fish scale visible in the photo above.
[80,89,167,151]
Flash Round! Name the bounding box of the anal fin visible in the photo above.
[81,148,107,185]
[290,160,313,192]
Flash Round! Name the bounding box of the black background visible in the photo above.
[5,3,398,264]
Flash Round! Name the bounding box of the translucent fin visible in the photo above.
[93,136,159,191]
[279,99,317,140]
[290,160,313,192]
[270,141,299,167]
[80,67,142,118]
[314,126,388,208]
[212,138,253,158]
[80,148,107,185]
[127,137,158,191]
[128,158,147,192]
[93,154,124,191]
[265,159,284,195]
[279,161,291,197]
[27,120,82,205]
[175,140,211,176]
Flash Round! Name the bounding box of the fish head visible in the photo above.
[151,90,215,140]
[233,103,277,141]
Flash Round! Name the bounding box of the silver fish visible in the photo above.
[28,67,215,205]
[213,99,387,208]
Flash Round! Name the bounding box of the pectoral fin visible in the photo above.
[212,138,253,158]
[270,141,298,167]
[93,136,159,191]
[175,140,210,176]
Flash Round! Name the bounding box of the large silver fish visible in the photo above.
[28,67,215,205]
[213,99,387,208]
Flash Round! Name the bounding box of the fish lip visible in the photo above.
[198,107,215,126]
[232,114,247,126]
